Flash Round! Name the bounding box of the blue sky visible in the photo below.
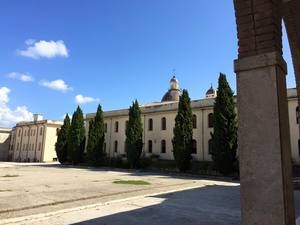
[0,0,295,127]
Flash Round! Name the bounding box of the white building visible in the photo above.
[85,77,300,165]
[8,114,63,162]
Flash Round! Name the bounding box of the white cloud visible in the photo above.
[7,72,34,82]
[18,40,69,59]
[39,79,72,92]
[0,87,33,127]
[75,94,99,104]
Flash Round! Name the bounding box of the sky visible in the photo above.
[0,0,296,127]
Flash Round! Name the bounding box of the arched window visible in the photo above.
[148,140,153,153]
[208,139,213,155]
[296,107,299,124]
[148,118,153,131]
[115,121,119,132]
[208,113,214,128]
[114,141,118,153]
[104,123,108,133]
[192,114,197,129]
[161,117,166,130]
[161,140,166,153]
[191,139,197,154]
[125,120,129,133]
[40,127,43,136]
[298,139,300,157]
[103,142,106,152]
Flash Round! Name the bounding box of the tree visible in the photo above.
[125,100,143,168]
[86,104,105,165]
[172,89,193,172]
[68,106,85,164]
[211,73,238,175]
[55,114,70,163]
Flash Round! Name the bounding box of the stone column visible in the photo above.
[235,52,295,225]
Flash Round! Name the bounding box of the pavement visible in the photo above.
[0,162,298,225]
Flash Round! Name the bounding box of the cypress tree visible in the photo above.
[68,106,85,164]
[211,73,238,175]
[86,119,96,163]
[125,100,143,168]
[55,114,70,163]
[87,104,105,165]
[172,89,193,172]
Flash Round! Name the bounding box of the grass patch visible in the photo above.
[0,189,12,192]
[113,180,151,185]
[2,174,19,178]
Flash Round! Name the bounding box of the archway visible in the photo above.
[233,0,300,224]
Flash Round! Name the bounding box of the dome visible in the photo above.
[205,84,217,99]
[161,75,181,102]
[206,85,215,95]
[161,89,181,102]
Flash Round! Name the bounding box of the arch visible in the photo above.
[148,118,153,131]
[114,121,119,132]
[148,140,153,153]
[114,140,118,153]
[191,139,197,154]
[161,140,166,153]
[161,117,166,130]
[208,113,214,128]
[192,114,197,129]
[296,106,299,124]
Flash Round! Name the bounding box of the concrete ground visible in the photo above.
[0,162,298,225]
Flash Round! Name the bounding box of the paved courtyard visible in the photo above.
[0,162,299,225]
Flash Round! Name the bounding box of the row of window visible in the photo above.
[15,142,42,151]
[105,113,214,133]
[110,139,213,155]
[17,127,44,137]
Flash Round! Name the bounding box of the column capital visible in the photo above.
[234,51,287,74]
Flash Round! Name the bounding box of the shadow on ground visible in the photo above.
[72,185,241,225]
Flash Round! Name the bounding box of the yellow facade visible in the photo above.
[86,88,300,165]
[9,118,63,162]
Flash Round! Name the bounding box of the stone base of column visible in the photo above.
[234,51,295,225]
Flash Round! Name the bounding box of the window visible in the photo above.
[191,140,197,154]
[104,123,108,133]
[148,118,153,131]
[29,144,31,151]
[161,117,166,130]
[192,114,197,129]
[297,107,299,124]
[208,139,213,155]
[148,140,153,153]
[33,130,35,136]
[114,141,118,153]
[208,113,214,128]
[103,142,106,152]
[38,142,41,151]
[56,128,60,136]
[32,144,34,151]
[24,130,27,137]
[40,127,43,136]
[18,130,21,137]
[115,121,119,132]
[161,140,166,153]
[125,120,129,133]
[298,139,300,157]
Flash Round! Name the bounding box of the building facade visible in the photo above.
[85,77,300,165]
[8,114,63,162]
[0,128,11,161]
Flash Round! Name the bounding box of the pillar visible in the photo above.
[234,0,295,224]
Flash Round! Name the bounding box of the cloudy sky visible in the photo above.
[0,0,295,127]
